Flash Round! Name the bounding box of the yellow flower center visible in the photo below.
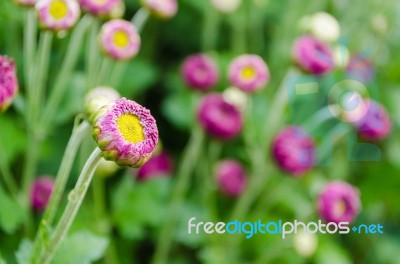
[333,199,346,217]
[113,30,130,48]
[241,66,256,80]
[116,114,145,144]
[49,0,68,20]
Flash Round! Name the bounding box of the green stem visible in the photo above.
[95,57,114,86]
[86,18,100,91]
[33,31,53,124]
[30,121,91,263]
[131,8,150,32]
[41,16,92,129]
[202,6,220,51]
[23,9,37,99]
[36,148,102,264]
[152,126,204,264]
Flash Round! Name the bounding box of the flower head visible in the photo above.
[354,99,391,140]
[216,159,247,197]
[36,0,80,31]
[346,55,375,83]
[30,176,54,211]
[99,19,141,60]
[92,98,158,167]
[210,0,241,13]
[228,54,270,93]
[317,181,361,224]
[84,86,120,123]
[79,0,124,18]
[141,0,177,19]
[272,126,315,176]
[14,0,36,7]
[292,35,334,74]
[0,56,18,112]
[136,152,173,181]
[197,93,243,140]
[181,54,219,91]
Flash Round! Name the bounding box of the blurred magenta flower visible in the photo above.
[30,176,55,211]
[272,126,315,176]
[79,0,124,18]
[0,56,18,112]
[181,54,219,91]
[92,98,158,167]
[36,0,80,31]
[136,152,173,181]
[216,159,247,197]
[292,35,334,74]
[197,93,243,140]
[84,86,120,123]
[317,181,361,224]
[346,55,375,83]
[210,0,241,13]
[141,0,177,19]
[14,0,36,7]
[228,54,270,93]
[99,19,141,60]
[354,99,391,140]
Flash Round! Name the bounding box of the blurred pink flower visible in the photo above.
[228,54,270,93]
[141,0,177,19]
[216,159,247,197]
[79,0,124,18]
[30,176,54,211]
[197,93,243,140]
[317,181,361,224]
[292,35,334,74]
[346,55,374,83]
[181,53,219,91]
[136,152,173,181]
[272,126,315,176]
[0,56,18,112]
[36,0,80,31]
[99,19,141,60]
[354,99,391,140]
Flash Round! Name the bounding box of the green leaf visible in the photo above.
[0,187,25,234]
[161,91,195,130]
[0,115,27,164]
[52,231,108,264]
[111,175,170,240]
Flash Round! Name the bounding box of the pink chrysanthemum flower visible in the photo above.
[292,35,334,74]
[216,159,247,197]
[30,176,55,211]
[228,54,270,93]
[92,98,158,167]
[0,56,18,112]
[84,86,120,123]
[14,0,36,7]
[141,0,177,19]
[317,181,361,224]
[272,126,316,176]
[99,19,141,60]
[79,0,124,18]
[181,53,219,91]
[197,93,243,140]
[136,152,173,181]
[36,0,80,31]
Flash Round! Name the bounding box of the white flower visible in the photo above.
[293,232,317,257]
[210,0,241,13]
[300,12,340,43]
